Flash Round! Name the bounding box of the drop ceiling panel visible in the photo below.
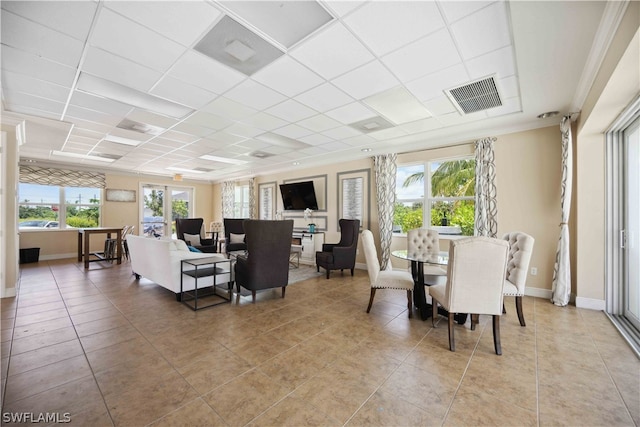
[299,133,334,146]
[265,99,317,122]
[252,56,324,97]
[424,96,458,116]
[332,60,399,100]
[1,1,98,41]
[160,130,200,144]
[224,79,287,111]
[465,46,516,80]
[239,112,288,131]
[342,134,376,147]
[325,102,375,125]
[172,122,216,138]
[169,50,246,95]
[182,111,233,131]
[1,12,85,67]
[69,92,134,117]
[272,124,313,139]
[126,109,179,130]
[291,23,375,80]
[294,83,354,113]
[90,8,186,72]
[323,1,365,18]
[382,29,461,82]
[4,91,65,116]
[1,71,70,103]
[297,114,342,133]
[322,125,362,140]
[449,2,511,60]
[64,105,123,126]
[207,132,247,144]
[224,123,263,138]
[104,1,223,47]
[1,45,76,88]
[201,97,257,121]
[406,64,470,102]
[150,76,217,110]
[82,47,163,93]
[344,1,445,56]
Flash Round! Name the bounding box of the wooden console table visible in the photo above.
[77,227,122,269]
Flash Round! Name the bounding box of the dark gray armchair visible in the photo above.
[234,220,294,303]
[175,218,217,253]
[223,218,249,257]
[316,219,360,279]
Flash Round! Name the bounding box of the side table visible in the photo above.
[180,257,233,310]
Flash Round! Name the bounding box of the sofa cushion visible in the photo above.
[183,233,201,246]
[230,233,245,244]
[174,239,189,252]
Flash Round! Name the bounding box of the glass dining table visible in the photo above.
[392,249,467,324]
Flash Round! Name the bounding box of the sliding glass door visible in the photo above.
[623,117,640,330]
[140,184,193,238]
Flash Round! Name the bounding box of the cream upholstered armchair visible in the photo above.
[362,230,414,318]
[503,232,535,326]
[429,237,509,355]
[407,228,447,286]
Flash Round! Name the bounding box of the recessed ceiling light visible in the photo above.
[537,111,559,119]
[199,154,248,165]
[51,150,116,162]
[224,40,256,62]
[256,133,309,149]
[166,166,205,174]
[103,135,142,146]
[292,161,300,165]
[361,148,372,152]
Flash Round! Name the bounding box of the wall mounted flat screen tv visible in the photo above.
[279,181,319,210]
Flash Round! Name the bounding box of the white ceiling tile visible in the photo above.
[2,1,97,41]
[65,105,122,126]
[363,87,431,125]
[294,83,353,112]
[157,130,199,144]
[406,64,470,102]
[322,125,362,140]
[317,141,350,151]
[1,70,69,103]
[400,117,443,134]
[1,11,85,67]
[497,76,519,99]
[207,132,247,144]
[144,138,185,150]
[182,111,232,131]
[486,96,522,117]
[466,46,516,80]
[296,114,342,133]
[323,1,366,18]
[437,110,487,126]
[126,109,179,130]
[69,91,134,117]
[344,1,445,56]
[272,124,313,139]
[332,60,399,100]
[3,104,60,121]
[224,79,287,111]
[439,1,495,24]
[4,92,65,116]
[104,1,222,47]
[299,133,334,146]
[201,97,257,121]
[223,123,263,138]
[240,112,288,131]
[290,23,374,80]
[64,118,114,134]
[150,76,217,110]
[424,96,458,116]
[169,50,246,95]
[172,122,216,138]
[342,134,375,147]
[252,56,324,97]
[1,45,76,88]
[325,102,375,124]
[91,8,186,72]
[265,99,317,122]
[450,2,511,60]
[82,47,162,92]
[368,126,409,141]
[234,139,271,151]
[382,29,461,83]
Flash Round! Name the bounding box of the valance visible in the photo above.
[19,166,106,188]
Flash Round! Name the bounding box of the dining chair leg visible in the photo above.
[431,298,438,327]
[251,290,256,303]
[366,288,376,313]
[448,313,455,352]
[281,286,286,299]
[470,313,479,331]
[502,302,507,314]
[406,290,412,318]
[493,314,502,355]
[515,296,526,326]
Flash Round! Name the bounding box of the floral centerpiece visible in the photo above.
[304,208,315,232]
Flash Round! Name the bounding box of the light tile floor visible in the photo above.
[1,259,638,426]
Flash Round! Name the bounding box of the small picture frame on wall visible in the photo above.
[337,169,370,231]
[258,181,276,220]
[105,189,136,202]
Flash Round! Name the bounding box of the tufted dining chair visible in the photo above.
[502,232,535,326]
[407,228,447,287]
[362,230,415,318]
[429,236,509,354]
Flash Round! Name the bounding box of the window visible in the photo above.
[234,184,250,218]
[394,157,475,235]
[140,184,193,237]
[18,183,102,229]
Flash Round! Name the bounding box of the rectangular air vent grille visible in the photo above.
[446,76,502,114]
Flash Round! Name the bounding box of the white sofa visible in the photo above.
[127,235,231,299]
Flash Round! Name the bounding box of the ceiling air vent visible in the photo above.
[445,76,502,114]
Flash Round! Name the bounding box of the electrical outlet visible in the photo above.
[530,267,538,276]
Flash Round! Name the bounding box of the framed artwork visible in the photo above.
[258,181,276,220]
[105,188,136,202]
[337,169,370,231]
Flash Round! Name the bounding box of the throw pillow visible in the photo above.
[183,233,201,246]
[173,239,189,252]
[230,233,245,244]
[187,245,202,253]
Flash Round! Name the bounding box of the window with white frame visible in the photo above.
[394,157,475,235]
[18,183,102,229]
[234,184,250,218]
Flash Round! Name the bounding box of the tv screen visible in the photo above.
[279,181,319,210]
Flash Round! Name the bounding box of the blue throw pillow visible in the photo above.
[187,245,202,253]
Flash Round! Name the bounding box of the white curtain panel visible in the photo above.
[551,116,573,306]
[222,181,235,218]
[248,177,256,219]
[474,137,498,238]
[373,153,397,270]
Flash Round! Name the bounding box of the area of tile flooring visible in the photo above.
[1,259,638,426]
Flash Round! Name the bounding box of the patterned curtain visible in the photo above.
[373,154,397,270]
[248,178,256,219]
[222,181,235,218]
[474,137,498,237]
[551,116,573,306]
[20,166,105,188]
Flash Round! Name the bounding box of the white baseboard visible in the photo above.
[1,287,16,298]
[525,286,552,300]
[39,253,76,261]
[575,296,606,310]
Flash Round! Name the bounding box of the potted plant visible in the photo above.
[304,208,315,232]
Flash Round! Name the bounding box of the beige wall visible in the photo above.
[2,125,19,297]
